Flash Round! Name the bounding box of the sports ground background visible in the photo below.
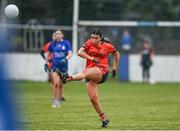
[1,0,180,130]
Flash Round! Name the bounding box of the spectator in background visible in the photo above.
[140,41,154,83]
[121,30,132,54]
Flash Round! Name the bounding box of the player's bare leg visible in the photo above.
[86,68,109,127]
[59,80,65,101]
[67,67,110,127]
[86,81,103,115]
[49,72,54,99]
[51,73,61,108]
[68,67,102,83]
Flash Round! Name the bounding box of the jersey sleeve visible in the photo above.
[106,43,117,54]
[81,40,91,51]
[48,42,53,52]
[66,40,72,52]
[42,42,50,52]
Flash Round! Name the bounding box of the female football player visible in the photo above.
[45,30,72,108]
[40,32,55,103]
[63,28,120,127]
[41,32,55,82]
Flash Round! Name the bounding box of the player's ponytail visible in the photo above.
[102,37,111,43]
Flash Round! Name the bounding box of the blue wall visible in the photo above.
[119,54,129,81]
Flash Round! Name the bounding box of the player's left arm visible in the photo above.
[107,43,120,71]
[66,50,73,60]
[112,50,120,70]
[107,43,120,79]
[66,40,73,60]
[111,50,120,79]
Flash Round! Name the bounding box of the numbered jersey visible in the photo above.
[48,39,72,65]
[82,39,116,74]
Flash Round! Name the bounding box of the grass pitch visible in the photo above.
[16,81,180,130]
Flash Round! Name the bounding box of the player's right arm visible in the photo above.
[43,51,50,72]
[77,47,93,61]
[40,42,50,60]
[78,40,93,61]
[78,45,98,64]
[40,49,46,60]
[45,42,53,65]
[78,40,99,64]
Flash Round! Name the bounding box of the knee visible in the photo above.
[81,73,86,79]
[53,82,59,88]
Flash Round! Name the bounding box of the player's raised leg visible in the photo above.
[66,67,102,83]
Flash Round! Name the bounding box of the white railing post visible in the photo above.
[72,0,79,53]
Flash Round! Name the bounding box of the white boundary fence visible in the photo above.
[2,53,85,81]
[129,55,180,83]
[2,53,180,83]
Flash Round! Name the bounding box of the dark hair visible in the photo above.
[102,37,111,43]
[91,28,103,38]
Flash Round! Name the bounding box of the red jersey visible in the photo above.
[42,42,53,61]
[82,39,116,74]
